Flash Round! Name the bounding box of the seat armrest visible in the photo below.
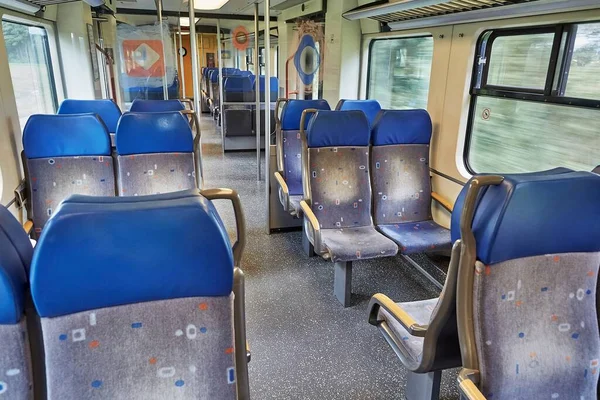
[299,200,323,255]
[431,191,453,212]
[458,369,486,400]
[200,188,246,267]
[23,220,33,235]
[368,293,428,337]
[274,172,290,211]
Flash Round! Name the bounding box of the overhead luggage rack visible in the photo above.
[343,0,545,23]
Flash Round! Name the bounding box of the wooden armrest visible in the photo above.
[368,293,428,337]
[23,220,33,235]
[432,191,453,212]
[299,200,322,254]
[459,377,486,400]
[274,172,289,194]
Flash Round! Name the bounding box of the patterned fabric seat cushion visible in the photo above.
[27,156,116,232]
[378,220,451,254]
[0,320,33,399]
[379,298,438,364]
[282,129,303,195]
[474,252,600,399]
[320,226,398,263]
[42,296,236,400]
[117,153,196,196]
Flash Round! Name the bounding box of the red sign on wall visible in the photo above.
[122,40,165,77]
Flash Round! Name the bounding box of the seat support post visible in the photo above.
[405,370,442,400]
[302,225,315,257]
[334,261,352,307]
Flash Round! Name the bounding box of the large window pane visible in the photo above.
[564,23,600,99]
[367,36,433,109]
[487,33,553,90]
[2,20,57,129]
[468,97,599,173]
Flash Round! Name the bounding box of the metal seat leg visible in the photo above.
[302,224,315,257]
[405,370,442,400]
[334,261,352,307]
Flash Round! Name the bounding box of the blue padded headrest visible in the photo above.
[0,207,29,324]
[30,190,234,318]
[258,76,278,92]
[280,99,330,131]
[336,100,381,127]
[58,99,122,133]
[307,110,370,148]
[224,76,253,92]
[210,71,219,82]
[116,112,193,155]
[372,109,432,146]
[239,71,252,77]
[453,170,598,265]
[23,114,111,159]
[450,168,573,243]
[129,99,185,112]
[0,206,33,273]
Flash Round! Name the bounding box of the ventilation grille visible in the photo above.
[369,0,541,23]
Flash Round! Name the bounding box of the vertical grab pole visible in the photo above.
[178,16,186,99]
[188,0,203,186]
[254,2,261,181]
[217,19,224,142]
[155,0,169,99]
[264,0,271,232]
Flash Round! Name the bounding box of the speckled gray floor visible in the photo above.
[199,116,460,400]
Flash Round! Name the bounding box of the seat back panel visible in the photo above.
[41,296,235,400]
[0,320,33,399]
[309,146,372,229]
[117,154,195,196]
[27,156,116,231]
[282,129,303,195]
[473,252,600,399]
[371,144,431,225]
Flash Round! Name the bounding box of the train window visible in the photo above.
[1,20,58,129]
[367,36,433,109]
[466,23,600,173]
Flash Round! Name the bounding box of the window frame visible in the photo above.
[464,22,600,174]
[365,34,434,103]
[1,18,59,112]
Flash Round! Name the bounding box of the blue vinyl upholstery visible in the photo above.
[224,76,253,93]
[450,168,573,243]
[57,99,122,133]
[129,99,185,112]
[336,100,382,127]
[280,99,330,130]
[31,190,234,318]
[23,114,111,159]
[371,109,432,145]
[307,110,370,148]
[0,208,28,324]
[468,171,600,265]
[116,112,193,155]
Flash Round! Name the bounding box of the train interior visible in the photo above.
[0,0,599,399]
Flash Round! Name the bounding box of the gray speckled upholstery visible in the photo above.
[223,106,252,137]
[282,129,303,196]
[379,298,438,364]
[371,145,450,254]
[42,296,235,400]
[0,320,33,399]
[117,153,196,196]
[320,226,399,263]
[27,156,116,233]
[308,146,398,261]
[473,252,600,399]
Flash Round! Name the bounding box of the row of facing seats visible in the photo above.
[0,187,250,399]
[368,169,600,400]
[22,111,199,235]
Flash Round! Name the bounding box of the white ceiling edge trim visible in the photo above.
[387,0,600,30]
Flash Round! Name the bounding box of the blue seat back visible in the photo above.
[278,100,330,196]
[115,112,196,196]
[258,76,278,102]
[370,109,433,225]
[22,114,116,234]
[31,191,237,399]
[223,76,253,102]
[336,99,381,127]
[57,99,122,133]
[0,205,34,400]
[129,99,185,112]
[462,171,600,399]
[305,110,373,229]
